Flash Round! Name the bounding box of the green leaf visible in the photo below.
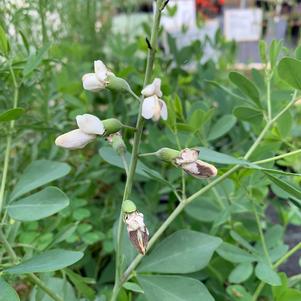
[206,80,246,102]
[123,282,144,294]
[233,106,263,124]
[138,230,222,274]
[226,285,252,301]
[255,262,281,286]
[295,45,301,60]
[23,42,51,76]
[207,115,237,141]
[229,71,261,107]
[7,187,69,221]
[65,269,95,300]
[6,249,83,274]
[185,198,221,222]
[270,40,282,69]
[198,147,248,166]
[137,275,214,301]
[0,277,20,301]
[0,25,9,56]
[0,108,24,122]
[265,173,301,207]
[278,57,301,90]
[10,160,71,201]
[259,40,267,64]
[99,147,164,181]
[217,242,257,263]
[229,263,253,283]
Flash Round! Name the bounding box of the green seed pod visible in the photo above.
[102,118,123,135]
[155,147,180,162]
[122,200,137,213]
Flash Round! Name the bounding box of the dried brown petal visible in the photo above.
[181,160,217,179]
[124,211,149,255]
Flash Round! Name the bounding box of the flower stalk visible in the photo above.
[111,1,164,300]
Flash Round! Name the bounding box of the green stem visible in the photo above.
[0,63,19,213]
[28,274,63,301]
[273,241,301,268]
[120,153,129,176]
[111,2,164,300]
[119,89,298,286]
[128,89,141,102]
[253,148,301,165]
[252,201,272,266]
[267,72,272,121]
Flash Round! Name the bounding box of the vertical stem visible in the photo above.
[266,72,272,121]
[111,2,164,300]
[252,201,272,266]
[0,64,19,213]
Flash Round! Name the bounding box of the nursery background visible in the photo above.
[1,0,301,301]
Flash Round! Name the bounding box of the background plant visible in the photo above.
[0,1,301,301]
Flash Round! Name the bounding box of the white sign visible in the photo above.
[160,0,196,32]
[224,8,263,42]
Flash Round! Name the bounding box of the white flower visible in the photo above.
[124,211,149,255]
[82,60,114,92]
[55,129,96,150]
[175,148,217,179]
[76,114,105,135]
[55,114,104,150]
[141,78,168,121]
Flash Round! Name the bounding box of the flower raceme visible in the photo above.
[153,147,218,179]
[55,114,122,150]
[141,78,168,121]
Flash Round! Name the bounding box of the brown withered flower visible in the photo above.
[124,210,149,255]
[175,148,217,179]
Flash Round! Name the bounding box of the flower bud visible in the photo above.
[122,200,137,213]
[124,209,149,255]
[107,132,126,155]
[155,147,180,162]
[102,118,123,135]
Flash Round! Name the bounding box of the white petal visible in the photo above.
[142,96,156,119]
[94,60,107,82]
[180,148,199,163]
[159,99,168,120]
[141,82,156,97]
[76,114,105,135]
[55,129,95,150]
[153,78,163,97]
[82,73,104,91]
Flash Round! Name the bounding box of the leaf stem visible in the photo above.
[267,72,272,121]
[253,148,301,165]
[111,2,164,300]
[0,63,19,214]
[252,201,272,266]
